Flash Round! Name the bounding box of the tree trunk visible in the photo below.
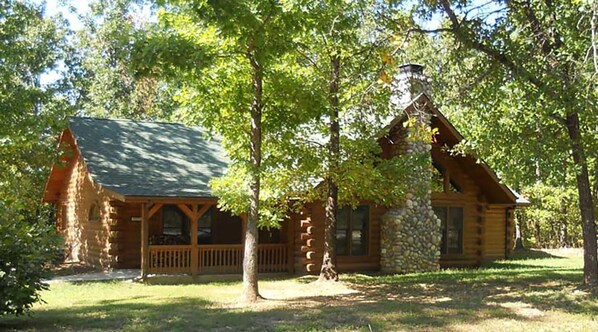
[514,210,525,251]
[534,220,542,248]
[559,199,569,248]
[319,54,341,282]
[565,111,598,287]
[241,50,263,302]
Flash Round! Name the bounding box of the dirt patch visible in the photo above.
[49,262,100,277]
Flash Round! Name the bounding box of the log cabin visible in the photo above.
[42,64,528,277]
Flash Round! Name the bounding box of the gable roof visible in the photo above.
[43,117,229,202]
[43,101,527,206]
[402,93,527,206]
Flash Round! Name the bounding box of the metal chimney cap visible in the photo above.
[399,63,425,75]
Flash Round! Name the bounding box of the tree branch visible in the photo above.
[438,0,566,124]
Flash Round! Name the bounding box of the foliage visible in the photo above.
[0,206,63,316]
[71,0,177,120]
[0,0,71,208]
[141,0,309,301]
[138,1,302,226]
[522,183,582,248]
[397,0,597,272]
[257,1,422,212]
[0,0,70,315]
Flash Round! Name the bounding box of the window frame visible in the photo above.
[336,205,371,257]
[88,201,101,222]
[432,162,463,194]
[162,205,189,237]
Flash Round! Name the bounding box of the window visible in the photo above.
[449,179,462,193]
[163,205,189,237]
[88,201,100,222]
[198,206,213,244]
[259,228,282,244]
[431,162,462,193]
[433,206,464,254]
[431,163,445,193]
[336,205,369,256]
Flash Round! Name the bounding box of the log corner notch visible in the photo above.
[300,215,316,273]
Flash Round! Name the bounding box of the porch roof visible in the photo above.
[69,117,229,198]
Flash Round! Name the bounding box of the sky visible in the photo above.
[37,0,89,30]
[32,0,501,86]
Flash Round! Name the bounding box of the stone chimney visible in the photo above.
[379,63,441,274]
[390,63,432,109]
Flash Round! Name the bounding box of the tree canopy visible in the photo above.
[402,0,597,285]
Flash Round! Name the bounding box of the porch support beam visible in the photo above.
[141,203,149,279]
[190,203,214,277]
[191,204,199,277]
[195,204,212,220]
[147,203,163,219]
[177,204,195,221]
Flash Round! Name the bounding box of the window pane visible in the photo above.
[351,206,369,255]
[163,206,189,245]
[336,230,347,255]
[433,207,448,255]
[448,207,464,254]
[259,228,281,244]
[337,206,349,230]
[431,163,444,193]
[163,207,182,235]
[198,206,213,244]
[335,206,349,256]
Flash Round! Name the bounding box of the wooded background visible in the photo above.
[1,0,596,308]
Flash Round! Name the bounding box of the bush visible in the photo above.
[0,209,63,316]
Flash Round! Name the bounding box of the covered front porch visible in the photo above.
[137,198,292,278]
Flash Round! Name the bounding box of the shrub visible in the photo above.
[0,209,63,316]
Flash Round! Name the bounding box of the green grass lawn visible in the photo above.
[1,249,597,331]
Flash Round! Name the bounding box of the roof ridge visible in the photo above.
[68,116,190,127]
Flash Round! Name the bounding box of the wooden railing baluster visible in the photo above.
[148,244,289,275]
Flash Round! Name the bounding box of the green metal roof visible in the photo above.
[68,117,229,198]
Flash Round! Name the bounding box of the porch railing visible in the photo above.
[148,245,192,274]
[148,243,289,275]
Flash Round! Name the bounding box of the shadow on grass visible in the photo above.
[1,252,595,331]
[509,249,565,260]
[0,293,526,332]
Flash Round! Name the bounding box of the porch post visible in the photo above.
[286,218,294,274]
[191,204,199,277]
[141,203,149,279]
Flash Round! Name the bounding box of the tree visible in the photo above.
[275,1,416,281]
[410,0,598,286]
[71,0,176,120]
[0,0,69,315]
[0,207,63,316]
[142,0,300,303]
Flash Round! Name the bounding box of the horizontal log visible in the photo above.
[306,263,317,272]
[300,220,311,228]
[306,238,315,247]
[306,251,316,260]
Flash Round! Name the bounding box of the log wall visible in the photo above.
[56,155,117,268]
[293,202,383,274]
